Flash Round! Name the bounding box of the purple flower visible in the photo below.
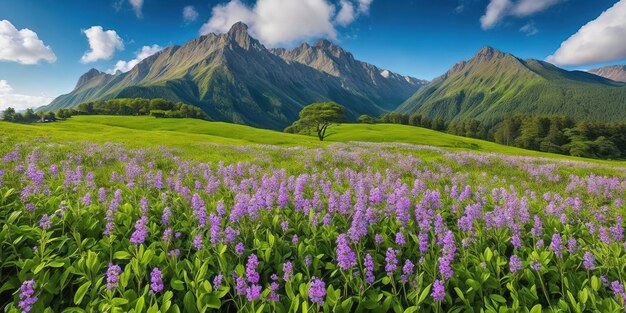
[130,216,149,245]
[246,254,260,284]
[281,221,289,231]
[235,242,245,255]
[162,227,172,244]
[401,259,414,283]
[395,232,406,246]
[168,249,180,257]
[583,251,595,270]
[98,187,106,202]
[530,259,542,271]
[304,255,312,267]
[567,238,578,254]
[364,253,375,284]
[235,276,247,295]
[268,282,280,302]
[18,279,37,313]
[106,263,122,290]
[385,248,398,276]
[509,255,522,273]
[82,192,92,206]
[161,207,171,225]
[611,281,626,304]
[39,214,51,230]
[418,232,429,253]
[375,234,383,245]
[292,234,299,244]
[550,233,563,258]
[283,261,293,281]
[246,284,262,301]
[432,279,445,302]
[193,234,203,250]
[531,215,542,237]
[209,214,221,245]
[150,267,164,293]
[308,277,326,305]
[336,234,357,271]
[213,274,223,288]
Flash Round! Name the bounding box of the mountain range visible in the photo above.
[42,22,626,130]
[42,22,425,129]
[397,47,626,124]
[589,65,626,83]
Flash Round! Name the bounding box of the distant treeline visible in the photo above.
[57,98,209,120]
[361,113,626,159]
[1,98,209,123]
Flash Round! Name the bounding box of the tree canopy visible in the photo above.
[285,102,345,141]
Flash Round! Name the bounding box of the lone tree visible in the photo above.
[285,102,345,141]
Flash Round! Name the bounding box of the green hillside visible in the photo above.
[1,116,624,167]
[397,47,626,125]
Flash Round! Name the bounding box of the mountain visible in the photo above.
[271,40,426,107]
[589,65,626,82]
[42,22,424,130]
[397,47,626,124]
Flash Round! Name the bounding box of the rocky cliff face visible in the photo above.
[589,65,626,82]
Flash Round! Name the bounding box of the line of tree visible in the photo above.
[1,108,57,123]
[359,113,626,160]
[58,98,209,120]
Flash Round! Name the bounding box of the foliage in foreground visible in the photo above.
[0,140,625,312]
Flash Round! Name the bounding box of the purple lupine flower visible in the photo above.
[418,232,429,253]
[209,214,221,245]
[308,277,326,305]
[395,232,406,246]
[530,259,542,271]
[39,214,51,230]
[583,251,595,270]
[213,274,224,288]
[18,279,37,313]
[567,238,578,254]
[193,234,203,250]
[385,248,398,276]
[292,234,299,244]
[550,233,563,258]
[168,249,180,257]
[280,221,289,232]
[611,281,626,304]
[304,255,312,267]
[536,239,544,249]
[283,261,294,281]
[106,263,122,290]
[401,259,414,283]
[432,279,445,302]
[531,215,542,237]
[235,276,247,295]
[150,267,164,293]
[161,207,171,225]
[162,227,172,244]
[140,197,148,215]
[235,242,245,255]
[246,284,262,301]
[509,255,522,273]
[336,234,357,271]
[268,281,280,302]
[246,254,260,284]
[375,234,384,245]
[82,192,92,206]
[130,216,149,245]
[364,253,375,284]
[98,187,106,202]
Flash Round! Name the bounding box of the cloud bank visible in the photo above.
[0,80,52,111]
[80,26,124,64]
[0,20,56,65]
[183,5,199,23]
[110,44,163,73]
[547,0,626,66]
[129,0,144,18]
[199,0,373,46]
[480,0,562,30]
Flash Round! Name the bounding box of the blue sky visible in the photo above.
[1,0,625,110]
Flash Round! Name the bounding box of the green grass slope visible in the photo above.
[1,116,625,167]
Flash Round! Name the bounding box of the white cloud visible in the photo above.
[200,0,373,46]
[357,0,373,14]
[80,26,124,64]
[129,0,144,18]
[110,44,162,73]
[480,0,561,30]
[183,5,199,23]
[547,0,626,66]
[0,80,52,111]
[336,0,355,26]
[0,20,56,65]
[520,21,538,36]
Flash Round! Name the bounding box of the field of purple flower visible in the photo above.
[1,140,625,312]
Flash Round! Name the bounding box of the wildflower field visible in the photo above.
[1,117,625,312]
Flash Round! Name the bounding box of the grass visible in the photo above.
[0,115,624,167]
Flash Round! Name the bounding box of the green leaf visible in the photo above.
[484,247,493,263]
[114,251,132,260]
[418,284,432,305]
[135,296,145,313]
[404,306,418,313]
[490,294,506,304]
[529,304,542,313]
[578,288,588,304]
[73,281,91,305]
[591,276,600,291]
[171,279,185,291]
[206,295,221,309]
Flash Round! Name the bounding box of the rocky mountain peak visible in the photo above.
[473,46,508,62]
[75,68,107,88]
[227,22,256,50]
